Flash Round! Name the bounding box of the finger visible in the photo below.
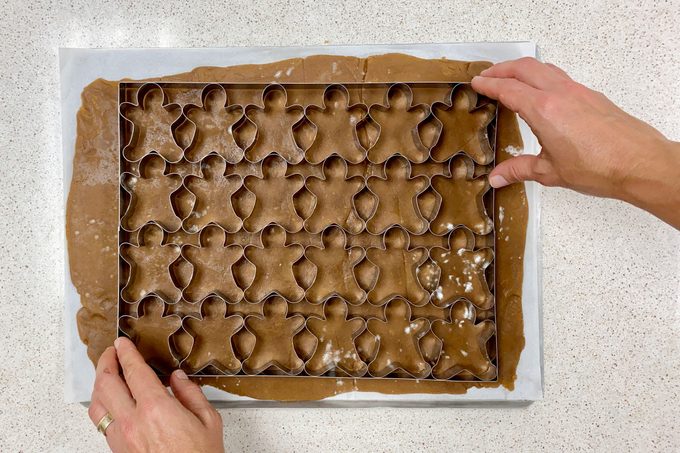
[114,337,168,402]
[88,397,108,426]
[93,346,135,416]
[471,76,543,125]
[489,155,550,187]
[169,369,222,428]
[479,57,567,90]
[545,62,572,80]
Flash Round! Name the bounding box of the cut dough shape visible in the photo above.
[304,226,366,305]
[119,296,183,374]
[181,225,244,303]
[431,84,496,164]
[244,85,305,163]
[243,154,305,233]
[242,297,305,374]
[244,225,304,303]
[431,300,496,380]
[121,224,181,303]
[182,154,243,233]
[121,84,183,162]
[305,298,367,376]
[121,154,182,232]
[181,297,244,374]
[184,84,244,163]
[305,85,367,164]
[367,84,429,164]
[367,299,430,378]
[430,155,492,235]
[365,227,430,306]
[366,156,429,234]
[303,156,364,234]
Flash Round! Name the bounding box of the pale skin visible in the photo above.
[90,58,680,452]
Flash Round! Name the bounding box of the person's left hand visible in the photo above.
[88,337,225,453]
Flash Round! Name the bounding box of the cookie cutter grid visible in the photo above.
[117,81,499,382]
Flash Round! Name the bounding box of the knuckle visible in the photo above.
[536,95,560,118]
[87,404,98,420]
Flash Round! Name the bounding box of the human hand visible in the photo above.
[88,337,224,453]
[471,57,680,228]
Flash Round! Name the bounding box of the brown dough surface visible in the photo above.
[66,53,527,401]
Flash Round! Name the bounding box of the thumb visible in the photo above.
[488,155,544,188]
[169,369,221,428]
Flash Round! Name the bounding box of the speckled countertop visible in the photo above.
[0,1,678,451]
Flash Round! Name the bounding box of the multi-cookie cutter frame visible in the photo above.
[117,81,499,383]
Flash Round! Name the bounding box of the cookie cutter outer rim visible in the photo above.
[119,82,185,164]
[303,83,369,165]
[181,83,246,164]
[117,81,498,383]
[429,83,498,166]
[430,299,498,381]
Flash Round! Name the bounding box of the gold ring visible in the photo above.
[97,412,114,436]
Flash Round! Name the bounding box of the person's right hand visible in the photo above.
[471,57,680,228]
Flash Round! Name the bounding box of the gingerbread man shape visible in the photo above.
[121,224,181,303]
[244,85,305,163]
[431,155,492,235]
[244,225,305,303]
[366,227,430,306]
[181,297,244,374]
[121,154,183,232]
[183,84,244,163]
[305,85,367,164]
[305,298,367,376]
[304,156,365,234]
[181,225,244,303]
[431,84,496,165]
[429,228,494,309]
[242,297,305,374]
[304,226,366,305]
[121,84,183,162]
[183,154,243,233]
[119,296,182,374]
[367,299,430,378]
[367,84,429,164]
[431,300,496,380]
[243,155,305,233]
[366,156,429,235]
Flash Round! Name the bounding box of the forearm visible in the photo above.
[620,139,680,229]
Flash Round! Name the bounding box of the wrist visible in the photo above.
[620,138,680,227]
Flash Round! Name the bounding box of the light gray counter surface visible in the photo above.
[0,0,678,451]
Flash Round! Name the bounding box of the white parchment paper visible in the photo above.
[61,42,542,405]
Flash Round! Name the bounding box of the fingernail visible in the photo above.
[471,75,481,83]
[174,369,188,380]
[489,175,510,188]
[114,337,122,350]
[480,68,490,75]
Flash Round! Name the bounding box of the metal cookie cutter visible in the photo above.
[431,299,497,380]
[304,84,368,164]
[366,83,431,164]
[182,83,245,164]
[120,82,184,163]
[242,84,306,164]
[430,83,497,165]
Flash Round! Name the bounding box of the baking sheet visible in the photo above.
[60,42,542,405]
